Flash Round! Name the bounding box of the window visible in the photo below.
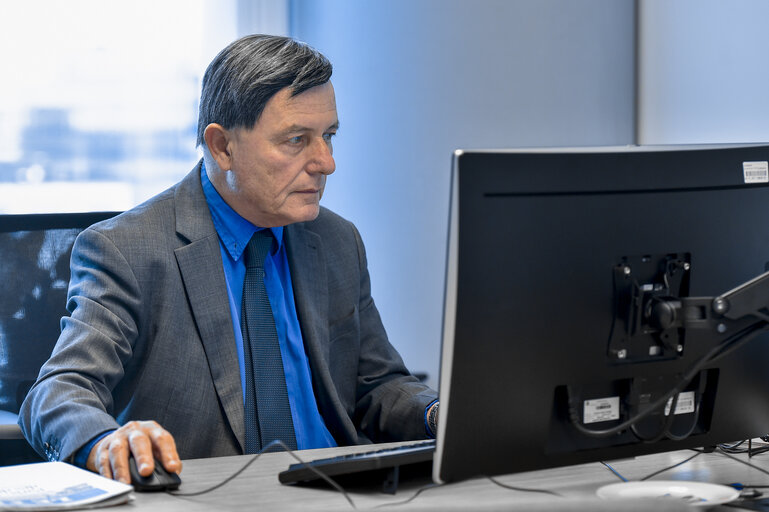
[0,0,242,213]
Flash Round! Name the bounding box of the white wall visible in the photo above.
[638,0,769,144]
[289,0,637,387]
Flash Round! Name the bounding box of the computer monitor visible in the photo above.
[434,144,769,483]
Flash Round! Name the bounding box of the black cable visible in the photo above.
[169,440,358,510]
[598,451,702,483]
[639,451,702,481]
[569,323,767,439]
[688,444,769,491]
[719,441,750,454]
[373,483,442,508]
[709,323,769,363]
[748,446,769,457]
[715,446,769,480]
[486,475,563,497]
[717,440,769,456]
[169,451,265,497]
[665,394,703,442]
[630,392,680,443]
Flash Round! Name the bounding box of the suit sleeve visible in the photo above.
[18,226,140,462]
[347,224,438,442]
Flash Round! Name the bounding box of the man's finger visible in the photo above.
[107,437,131,484]
[96,442,113,481]
[127,429,155,477]
[147,423,182,473]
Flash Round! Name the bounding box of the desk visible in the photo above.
[119,442,769,511]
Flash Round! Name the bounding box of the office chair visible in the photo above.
[0,211,120,465]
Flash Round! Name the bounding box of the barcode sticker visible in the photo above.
[664,391,696,415]
[743,161,769,183]
[583,396,619,424]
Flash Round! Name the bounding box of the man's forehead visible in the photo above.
[280,83,336,111]
[268,83,338,128]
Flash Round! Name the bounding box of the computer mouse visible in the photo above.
[128,455,181,492]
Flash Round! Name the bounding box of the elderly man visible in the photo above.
[19,34,438,484]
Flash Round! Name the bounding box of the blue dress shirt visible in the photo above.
[201,164,336,450]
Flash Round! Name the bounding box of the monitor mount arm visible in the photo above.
[648,269,769,341]
[608,254,769,363]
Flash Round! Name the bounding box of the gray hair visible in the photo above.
[196,34,333,147]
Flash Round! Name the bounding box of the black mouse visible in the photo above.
[128,456,181,492]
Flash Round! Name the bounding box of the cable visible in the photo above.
[717,440,769,457]
[709,323,769,363]
[373,483,441,508]
[569,322,767,439]
[665,393,703,442]
[600,461,628,482]
[715,446,769,480]
[170,451,265,497]
[170,440,358,510]
[486,476,563,497]
[686,445,769,491]
[629,392,680,443]
[599,451,701,483]
[718,441,751,454]
[639,451,701,481]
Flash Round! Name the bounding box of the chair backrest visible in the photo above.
[0,212,120,414]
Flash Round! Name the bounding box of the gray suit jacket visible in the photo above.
[19,163,436,462]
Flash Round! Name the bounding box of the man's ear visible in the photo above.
[203,123,233,171]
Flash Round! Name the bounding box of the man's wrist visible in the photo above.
[75,430,113,469]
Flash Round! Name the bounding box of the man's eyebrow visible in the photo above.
[279,121,340,135]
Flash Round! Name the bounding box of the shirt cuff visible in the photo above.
[73,430,114,469]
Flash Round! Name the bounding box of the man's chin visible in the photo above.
[286,205,321,225]
[300,210,321,223]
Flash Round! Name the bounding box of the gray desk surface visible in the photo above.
[118,441,769,511]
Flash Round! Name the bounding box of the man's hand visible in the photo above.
[86,420,182,484]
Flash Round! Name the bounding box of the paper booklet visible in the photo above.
[0,462,133,511]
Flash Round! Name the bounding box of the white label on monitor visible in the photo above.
[664,391,696,415]
[583,396,619,424]
[743,161,769,183]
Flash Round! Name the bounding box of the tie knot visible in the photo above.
[244,230,273,269]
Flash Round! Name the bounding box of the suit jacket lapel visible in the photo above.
[285,222,347,435]
[285,221,328,360]
[172,164,245,451]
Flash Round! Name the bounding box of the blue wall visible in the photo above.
[290,0,636,387]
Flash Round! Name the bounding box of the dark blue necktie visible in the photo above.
[240,230,297,453]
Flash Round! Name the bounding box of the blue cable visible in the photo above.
[600,461,628,482]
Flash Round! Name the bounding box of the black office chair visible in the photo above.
[0,211,120,465]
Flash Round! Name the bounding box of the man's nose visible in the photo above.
[306,137,335,175]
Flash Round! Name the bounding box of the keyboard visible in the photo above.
[278,440,435,491]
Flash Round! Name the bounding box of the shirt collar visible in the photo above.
[200,161,284,261]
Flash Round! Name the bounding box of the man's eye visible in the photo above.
[323,133,336,143]
[288,136,303,145]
